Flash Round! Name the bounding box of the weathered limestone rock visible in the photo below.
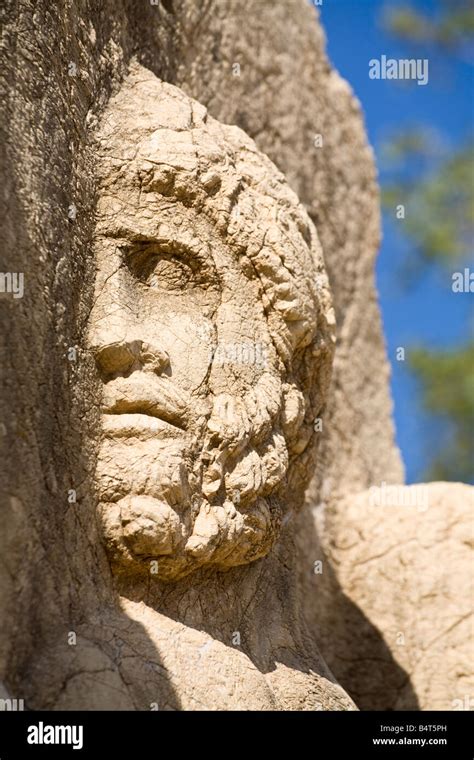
[1,25,353,704]
[308,483,474,710]
[5,0,466,715]
[89,65,335,582]
[171,0,404,500]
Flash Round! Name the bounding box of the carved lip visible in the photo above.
[102,399,186,429]
[101,375,188,433]
[102,413,184,439]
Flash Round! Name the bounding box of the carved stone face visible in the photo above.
[87,64,335,580]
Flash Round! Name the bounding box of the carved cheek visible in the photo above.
[138,303,215,393]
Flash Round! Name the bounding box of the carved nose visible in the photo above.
[93,340,170,378]
[139,342,171,374]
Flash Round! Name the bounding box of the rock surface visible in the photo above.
[89,65,335,582]
[171,0,404,501]
[1,0,468,714]
[0,4,354,706]
[308,482,474,710]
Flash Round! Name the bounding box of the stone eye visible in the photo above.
[125,244,199,292]
[143,255,192,290]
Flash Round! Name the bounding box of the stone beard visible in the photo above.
[87,64,335,581]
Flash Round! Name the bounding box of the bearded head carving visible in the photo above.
[87,63,335,581]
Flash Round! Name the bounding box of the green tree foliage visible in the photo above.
[410,344,474,481]
[382,0,474,56]
[382,131,473,274]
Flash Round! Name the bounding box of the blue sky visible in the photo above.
[320,0,473,481]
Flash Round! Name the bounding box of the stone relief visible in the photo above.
[3,1,470,715]
[88,64,335,581]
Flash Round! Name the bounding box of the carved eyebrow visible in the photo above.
[117,237,222,293]
[120,237,210,269]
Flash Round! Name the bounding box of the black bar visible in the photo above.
[0,710,471,757]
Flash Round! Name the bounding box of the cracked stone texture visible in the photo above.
[0,0,432,713]
[0,1,358,709]
[170,0,404,500]
[89,64,335,581]
[305,483,474,710]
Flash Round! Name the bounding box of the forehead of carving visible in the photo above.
[96,65,332,352]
